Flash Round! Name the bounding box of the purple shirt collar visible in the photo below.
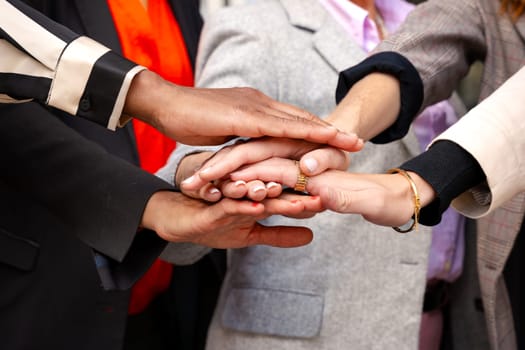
[319,0,414,52]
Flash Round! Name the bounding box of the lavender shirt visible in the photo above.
[320,0,465,282]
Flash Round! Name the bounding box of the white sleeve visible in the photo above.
[432,66,525,217]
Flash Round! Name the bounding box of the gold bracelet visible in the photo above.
[387,168,421,233]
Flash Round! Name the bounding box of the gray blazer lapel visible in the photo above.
[282,0,419,155]
[312,18,366,74]
[281,0,366,74]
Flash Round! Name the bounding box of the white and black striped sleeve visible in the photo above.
[0,0,145,130]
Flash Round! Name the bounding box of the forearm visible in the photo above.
[334,52,424,143]
[328,72,400,141]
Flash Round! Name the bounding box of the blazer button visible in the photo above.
[79,97,91,112]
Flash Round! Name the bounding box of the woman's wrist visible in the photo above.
[327,72,400,141]
[406,171,437,207]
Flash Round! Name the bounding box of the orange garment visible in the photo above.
[107,0,194,314]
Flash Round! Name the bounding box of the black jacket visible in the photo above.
[0,1,212,349]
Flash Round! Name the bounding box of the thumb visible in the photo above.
[320,186,356,213]
[300,148,350,176]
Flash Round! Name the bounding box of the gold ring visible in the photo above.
[294,161,309,193]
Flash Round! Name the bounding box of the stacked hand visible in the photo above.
[178,137,437,230]
[125,70,368,249]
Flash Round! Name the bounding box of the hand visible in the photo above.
[180,137,354,192]
[175,150,283,202]
[140,191,322,248]
[228,158,436,228]
[125,70,363,148]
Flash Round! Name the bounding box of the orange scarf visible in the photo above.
[107,0,194,314]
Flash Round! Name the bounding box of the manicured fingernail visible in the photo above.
[266,182,279,189]
[209,188,220,195]
[357,138,364,147]
[182,175,195,184]
[235,180,246,187]
[303,158,318,173]
[252,185,266,193]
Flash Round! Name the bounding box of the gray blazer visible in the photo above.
[193,1,433,349]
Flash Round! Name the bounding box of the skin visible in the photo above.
[122,67,364,249]
[141,0,427,240]
[124,70,363,149]
[173,71,415,228]
[141,190,323,248]
[180,137,354,194]
[226,156,437,228]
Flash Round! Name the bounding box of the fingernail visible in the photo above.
[182,175,195,184]
[235,180,246,187]
[200,167,212,174]
[252,185,266,193]
[209,188,220,195]
[251,202,261,207]
[266,182,279,189]
[303,158,318,173]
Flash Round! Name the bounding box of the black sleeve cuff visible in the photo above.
[77,51,137,127]
[336,51,424,143]
[400,141,485,225]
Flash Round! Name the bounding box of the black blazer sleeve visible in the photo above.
[0,0,142,129]
[0,102,172,287]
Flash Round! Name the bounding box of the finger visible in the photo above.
[270,193,323,218]
[198,183,222,202]
[179,180,220,201]
[231,158,298,188]
[300,147,351,176]
[278,192,324,213]
[265,98,327,125]
[235,112,362,152]
[319,186,357,214]
[247,223,314,248]
[245,180,268,201]
[228,90,363,151]
[219,180,249,199]
[265,182,282,198]
[194,138,312,184]
[261,196,306,217]
[319,186,408,227]
[232,87,325,126]
[214,198,266,217]
[181,173,213,193]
